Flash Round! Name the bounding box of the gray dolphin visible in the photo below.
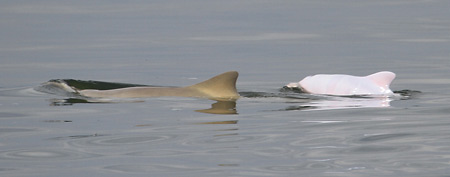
[77,71,239,101]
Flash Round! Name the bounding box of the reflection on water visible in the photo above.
[0,149,99,161]
[50,97,238,114]
[195,101,237,114]
[241,89,419,111]
[279,96,393,111]
[196,120,238,125]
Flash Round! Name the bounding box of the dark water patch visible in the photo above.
[240,90,312,100]
[239,91,281,98]
[49,98,91,106]
[280,86,304,93]
[49,79,149,90]
[135,124,152,127]
[48,98,146,106]
[394,89,422,99]
[277,105,318,111]
[43,120,72,123]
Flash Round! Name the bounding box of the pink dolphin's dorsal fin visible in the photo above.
[366,71,396,89]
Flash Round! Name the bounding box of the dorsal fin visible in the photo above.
[186,71,239,100]
[366,71,396,89]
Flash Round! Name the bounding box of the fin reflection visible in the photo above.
[195,101,237,114]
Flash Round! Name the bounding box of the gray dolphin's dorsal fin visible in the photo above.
[186,71,239,100]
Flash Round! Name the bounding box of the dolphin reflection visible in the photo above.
[48,98,237,115]
[240,89,418,111]
[196,101,237,114]
[279,95,393,111]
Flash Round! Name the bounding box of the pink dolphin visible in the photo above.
[286,71,396,96]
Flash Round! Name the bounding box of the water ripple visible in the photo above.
[342,144,417,155]
[183,133,285,146]
[359,133,414,142]
[49,134,109,141]
[0,112,27,118]
[263,162,338,172]
[0,127,38,135]
[125,149,193,157]
[251,147,295,157]
[0,149,99,161]
[66,134,178,148]
[0,167,16,172]
[103,164,208,174]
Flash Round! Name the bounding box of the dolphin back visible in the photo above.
[37,71,240,100]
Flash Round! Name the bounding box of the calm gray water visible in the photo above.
[1,0,450,176]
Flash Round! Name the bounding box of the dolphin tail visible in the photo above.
[187,71,239,100]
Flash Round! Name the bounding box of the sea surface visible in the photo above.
[1,1,450,176]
